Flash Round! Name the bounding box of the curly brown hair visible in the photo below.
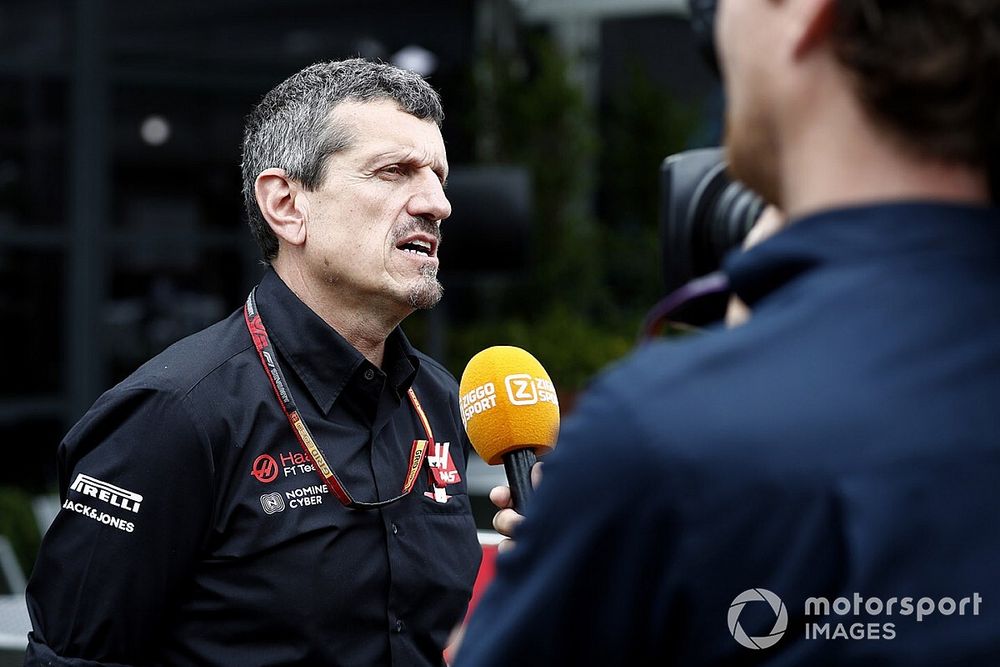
[831,0,1000,199]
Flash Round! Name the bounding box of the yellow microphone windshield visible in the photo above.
[459,346,560,465]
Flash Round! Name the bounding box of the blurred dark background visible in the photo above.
[0,0,720,584]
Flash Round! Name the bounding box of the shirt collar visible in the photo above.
[723,201,1000,307]
[253,269,421,414]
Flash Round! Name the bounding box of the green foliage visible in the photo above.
[476,34,605,316]
[600,61,701,315]
[601,61,700,229]
[448,306,634,395]
[0,486,41,579]
[450,31,700,393]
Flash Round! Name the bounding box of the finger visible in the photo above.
[531,461,544,489]
[742,205,787,250]
[492,508,524,537]
[489,485,513,510]
[725,295,751,328]
[497,538,516,554]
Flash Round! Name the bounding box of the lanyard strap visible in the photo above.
[244,287,434,509]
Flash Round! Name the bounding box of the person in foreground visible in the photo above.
[457,1,1000,664]
[25,58,482,666]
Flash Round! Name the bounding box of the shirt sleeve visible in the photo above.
[454,381,679,666]
[24,383,215,666]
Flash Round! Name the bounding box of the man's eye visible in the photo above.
[381,165,406,177]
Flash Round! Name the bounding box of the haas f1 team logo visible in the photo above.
[251,454,279,483]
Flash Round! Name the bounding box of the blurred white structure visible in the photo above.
[511,0,687,20]
[0,537,27,662]
[391,45,439,77]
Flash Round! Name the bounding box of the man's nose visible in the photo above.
[406,169,452,222]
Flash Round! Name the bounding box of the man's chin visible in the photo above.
[407,280,444,310]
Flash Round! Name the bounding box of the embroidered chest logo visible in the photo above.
[250,454,279,483]
[259,492,285,514]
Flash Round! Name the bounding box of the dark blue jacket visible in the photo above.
[457,202,1000,666]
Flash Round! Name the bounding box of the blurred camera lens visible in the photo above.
[659,147,765,294]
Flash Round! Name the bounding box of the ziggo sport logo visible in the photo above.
[460,374,558,424]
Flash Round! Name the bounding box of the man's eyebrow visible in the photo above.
[362,149,407,169]
[366,148,449,183]
[429,157,449,185]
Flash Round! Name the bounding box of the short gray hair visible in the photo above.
[241,58,445,262]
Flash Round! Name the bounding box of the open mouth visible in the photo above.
[395,234,438,258]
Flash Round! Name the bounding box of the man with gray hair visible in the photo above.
[25,58,482,666]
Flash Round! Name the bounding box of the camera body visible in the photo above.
[659,147,765,295]
[660,148,767,325]
[649,1,767,325]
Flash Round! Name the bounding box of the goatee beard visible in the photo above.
[407,264,443,309]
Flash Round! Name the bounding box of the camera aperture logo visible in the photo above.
[728,588,788,649]
[728,589,984,649]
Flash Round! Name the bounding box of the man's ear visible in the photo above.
[255,168,309,248]
[793,0,836,59]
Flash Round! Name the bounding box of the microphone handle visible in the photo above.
[502,448,537,513]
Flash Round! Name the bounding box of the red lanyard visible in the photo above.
[244,288,434,509]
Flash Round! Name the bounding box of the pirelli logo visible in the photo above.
[69,473,143,514]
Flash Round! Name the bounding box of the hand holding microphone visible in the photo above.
[487,465,544,549]
[459,346,560,517]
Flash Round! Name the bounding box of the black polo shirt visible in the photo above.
[25,269,482,667]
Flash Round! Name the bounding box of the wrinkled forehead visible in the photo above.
[329,99,448,170]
